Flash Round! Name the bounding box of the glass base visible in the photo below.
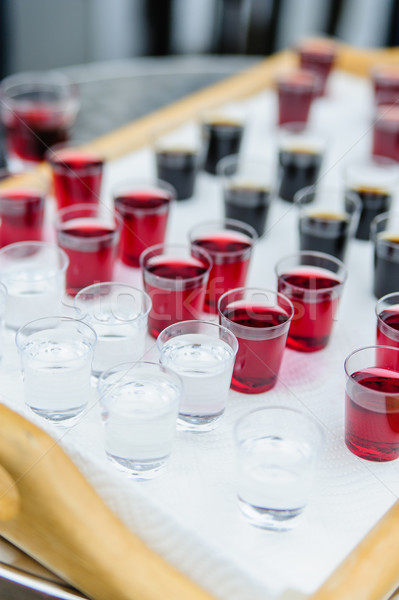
[107,453,168,480]
[238,497,304,531]
[29,404,86,425]
[177,410,224,432]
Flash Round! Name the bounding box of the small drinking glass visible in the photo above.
[74,282,151,378]
[200,106,246,175]
[372,65,399,106]
[297,37,337,96]
[46,142,104,209]
[98,361,181,479]
[16,316,96,423]
[218,288,294,394]
[343,157,398,240]
[113,179,175,267]
[54,203,121,296]
[276,250,347,352]
[140,243,212,338]
[157,320,238,431]
[277,124,326,203]
[372,104,399,163]
[294,186,361,261]
[0,71,79,171]
[189,219,258,314]
[376,293,399,361]
[275,69,320,126]
[344,345,399,461]
[0,187,46,247]
[217,154,274,238]
[0,282,6,363]
[371,212,399,298]
[235,406,324,530]
[0,241,69,330]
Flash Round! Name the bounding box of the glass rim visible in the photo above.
[370,210,399,242]
[293,185,362,213]
[344,344,399,386]
[274,250,347,290]
[1,70,79,106]
[113,178,177,215]
[276,68,321,91]
[0,241,69,279]
[156,318,239,356]
[216,152,275,183]
[74,281,152,321]
[217,287,295,333]
[375,293,399,340]
[139,242,213,282]
[15,315,97,352]
[0,187,47,201]
[188,218,258,257]
[45,141,104,174]
[54,203,122,239]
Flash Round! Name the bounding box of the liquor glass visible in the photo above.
[200,106,246,175]
[276,250,347,352]
[294,186,361,261]
[234,406,324,530]
[16,316,96,423]
[0,71,79,171]
[188,218,258,314]
[372,104,399,163]
[157,320,238,431]
[297,37,337,96]
[98,361,181,479]
[0,241,69,330]
[54,203,121,296]
[217,154,275,238]
[344,345,399,461]
[375,292,399,371]
[372,65,399,106]
[275,69,320,126]
[0,186,46,247]
[371,212,399,299]
[113,179,175,267]
[140,243,212,338]
[218,288,293,394]
[74,282,151,378]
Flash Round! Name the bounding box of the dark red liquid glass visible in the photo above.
[298,42,335,96]
[155,149,197,200]
[115,189,172,268]
[224,184,271,237]
[299,212,350,261]
[347,187,391,241]
[49,149,103,208]
[372,107,399,162]
[278,148,323,203]
[277,269,341,351]
[202,120,244,175]
[277,71,318,125]
[376,310,399,369]
[0,189,45,247]
[345,367,399,461]
[373,68,399,106]
[374,235,399,299]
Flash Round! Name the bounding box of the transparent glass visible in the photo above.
[371,212,399,298]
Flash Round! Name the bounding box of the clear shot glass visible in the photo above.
[98,361,181,479]
[234,406,324,530]
[217,154,274,238]
[0,71,79,171]
[0,187,46,247]
[54,203,121,296]
[344,345,399,461]
[376,293,399,366]
[74,282,151,378]
[0,241,69,330]
[113,178,175,268]
[188,219,257,314]
[276,251,347,352]
[218,288,294,394]
[275,69,320,126]
[16,316,96,423]
[371,212,399,298]
[157,320,238,432]
[294,186,361,261]
[140,243,212,338]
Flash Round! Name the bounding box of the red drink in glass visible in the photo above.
[47,146,104,208]
[114,182,174,267]
[372,105,399,162]
[276,69,320,126]
[0,188,45,247]
[140,244,212,338]
[372,66,399,106]
[297,38,336,96]
[375,292,399,369]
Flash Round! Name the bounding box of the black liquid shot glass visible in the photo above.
[201,109,245,175]
[371,212,399,299]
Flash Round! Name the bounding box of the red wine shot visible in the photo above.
[202,119,244,175]
[298,40,336,95]
[372,107,399,162]
[56,219,118,296]
[345,366,399,461]
[376,309,399,368]
[277,70,318,125]
[223,183,271,237]
[220,303,290,393]
[155,148,197,200]
[143,257,209,338]
[191,232,253,313]
[277,267,342,351]
[299,211,350,261]
[115,189,172,267]
[347,186,391,241]
[49,149,103,208]
[278,147,323,203]
[373,67,399,105]
[0,189,45,247]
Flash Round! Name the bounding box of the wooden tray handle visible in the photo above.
[0,404,216,600]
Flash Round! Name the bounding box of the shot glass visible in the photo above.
[277,125,325,203]
[372,104,399,162]
[235,406,324,530]
[375,292,399,370]
[344,345,399,461]
[371,212,399,298]
[0,282,6,363]
[0,241,68,330]
[343,157,398,240]
[16,316,96,423]
[98,361,181,479]
[74,282,151,378]
[0,71,79,171]
[276,251,347,352]
[275,69,320,126]
[372,65,399,106]
[217,154,274,238]
[54,203,121,296]
[157,320,238,431]
[200,107,246,175]
[46,142,104,209]
[189,219,258,314]
[297,37,337,96]
[140,243,212,338]
[0,187,46,247]
[294,186,361,261]
[218,288,294,394]
[113,179,175,268]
